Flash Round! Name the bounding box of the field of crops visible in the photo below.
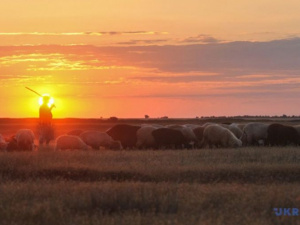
[0,146,299,225]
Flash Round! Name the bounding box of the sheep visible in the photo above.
[231,123,246,131]
[136,126,158,149]
[6,136,18,152]
[220,124,243,139]
[106,124,141,149]
[201,125,242,148]
[67,129,84,136]
[55,135,91,151]
[79,130,122,150]
[293,125,300,137]
[166,124,198,148]
[152,128,187,149]
[193,126,206,147]
[15,129,35,151]
[267,123,299,146]
[241,122,269,146]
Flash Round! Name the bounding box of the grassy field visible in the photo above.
[0,147,299,225]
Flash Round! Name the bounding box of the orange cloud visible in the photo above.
[1,38,300,118]
[0,31,168,36]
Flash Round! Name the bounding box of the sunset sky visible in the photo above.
[1,0,300,118]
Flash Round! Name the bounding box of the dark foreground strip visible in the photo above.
[0,168,300,184]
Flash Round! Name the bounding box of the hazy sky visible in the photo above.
[1,0,300,118]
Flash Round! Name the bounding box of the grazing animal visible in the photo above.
[242,122,269,146]
[152,128,187,149]
[267,123,299,146]
[79,130,122,150]
[220,124,243,139]
[202,125,242,148]
[6,136,18,151]
[193,126,206,147]
[136,126,157,149]
[231,123,246,131]
[166,124,198,148]
[67,129,84,136]
[293,125,300,138]
[55,135,91,151]
[15,129,35,151]
[106,124,141,149]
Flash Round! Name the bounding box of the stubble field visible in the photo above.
[0,118,300,225]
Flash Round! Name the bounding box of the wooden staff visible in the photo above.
[25,87,42,97]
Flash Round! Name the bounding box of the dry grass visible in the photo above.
[0,147,299,225]
[1,147,300,184]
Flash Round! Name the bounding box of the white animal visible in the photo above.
[55,135,91,151]
[79,130,122,150]
[136,126,157,149]
[15,129,35,151]
[202,125,242,148]
[242,122,270,146]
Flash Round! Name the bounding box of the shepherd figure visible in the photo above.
[25,87,56,145]
[39,95,55,125]
[38,94,55,145]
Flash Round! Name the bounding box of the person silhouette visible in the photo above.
[39,95,55,145]
[39,95,55,125]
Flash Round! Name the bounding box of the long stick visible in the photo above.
[25,87,42,97]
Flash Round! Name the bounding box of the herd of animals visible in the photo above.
[1,122,300,151]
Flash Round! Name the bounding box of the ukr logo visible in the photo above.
[273,208,299,216]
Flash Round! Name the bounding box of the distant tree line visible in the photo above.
[100,114,300,121]
[200,114,300,119]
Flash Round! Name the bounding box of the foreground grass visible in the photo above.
[0,147,299,225]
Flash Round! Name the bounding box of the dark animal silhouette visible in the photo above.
[267,123,299,146]
[106,124,141,149]
[6,136,19,151]
[152,128,187,149]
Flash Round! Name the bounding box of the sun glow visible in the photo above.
[39,94,54,108]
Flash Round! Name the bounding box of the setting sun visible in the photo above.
[39,94,54,108]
